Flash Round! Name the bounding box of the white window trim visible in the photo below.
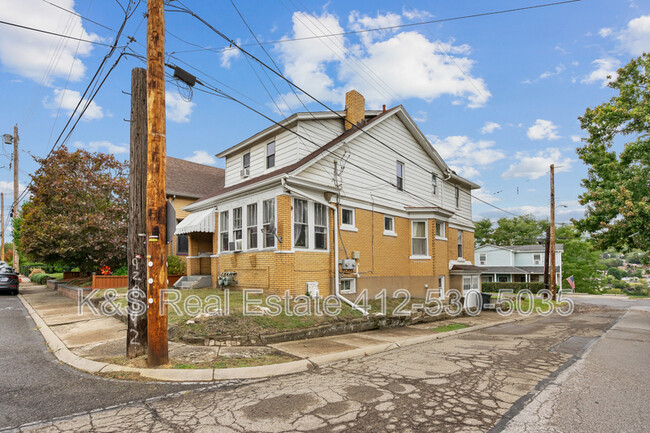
[340,207,357,232]
[383,215,396,237]
[438,276,445,300]
[219,196,278,254]
[340,278,356,294]
[396,161,404,191]
[265,141,276,171]
[479,253,487,265]
[435,221,447,240]
[410,219,429,259]
[533,253,542,265]
[291,198,330,252]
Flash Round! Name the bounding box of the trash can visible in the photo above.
[480,292,493,310]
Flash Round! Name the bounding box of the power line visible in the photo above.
[0,19,118,48]
[40,0,118,32]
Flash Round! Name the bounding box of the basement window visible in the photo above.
[340,278,356,294]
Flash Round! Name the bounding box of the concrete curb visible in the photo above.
[19,293,523,382]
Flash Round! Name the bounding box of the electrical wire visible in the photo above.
[0,19,118,47]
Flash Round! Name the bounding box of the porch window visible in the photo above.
[396,161,404,191]
[176,234,188,255]
[294,199,308,248]
[435,221,445,238]
[455,186,460,208]
[432,173,438,195]
[457,230,463,258]
[247,203,258,249]
[533,253,541,265]
[233,207,243,241]
[262,198,275,248]
[266,141,275,169]
[314,203,327,250]
[220,211,229,252]
[411,220,428,256]
[463,276,472,292]
[479,253,487,265]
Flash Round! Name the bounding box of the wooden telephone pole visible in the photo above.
[1,193,4,262]
[146,0,168,366]
[13,125,19,273]
[549,164,557,300]
[127,68,148,358]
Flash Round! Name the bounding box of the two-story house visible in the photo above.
[474,244,563,289]
[175,90,482,300]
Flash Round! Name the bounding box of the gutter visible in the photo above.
[282,178,367,315]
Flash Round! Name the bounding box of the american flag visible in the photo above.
[566,275,575,290]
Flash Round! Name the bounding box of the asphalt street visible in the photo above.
[0,293,204,431]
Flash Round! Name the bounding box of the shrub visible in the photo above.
[30,273,52,285]
[113,265,128,276]
[482,281,546,294]
[167,255,186,275]
[29,268,46,277]
[606,288,623,295]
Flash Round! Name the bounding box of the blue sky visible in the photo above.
[1,0,649,240]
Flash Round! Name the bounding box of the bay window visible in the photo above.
[314,203,327,250]
[411,220,428,257]
[294,199,308,248]
[220,211,229,252]
[247,203,258,249]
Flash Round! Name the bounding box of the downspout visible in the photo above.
[283,179,367,315]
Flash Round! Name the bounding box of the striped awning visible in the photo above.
[175,208,216,235]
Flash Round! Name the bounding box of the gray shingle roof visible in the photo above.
[166,157,225,199]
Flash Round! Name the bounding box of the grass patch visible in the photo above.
[173,353,297,370]
[431,323,469,333]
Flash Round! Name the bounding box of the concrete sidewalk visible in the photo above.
[19,280,522,382]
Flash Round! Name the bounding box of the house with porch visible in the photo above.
[174,90,482,300]
[474,244,563,289]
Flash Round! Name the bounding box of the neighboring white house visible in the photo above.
[474,244,563,289]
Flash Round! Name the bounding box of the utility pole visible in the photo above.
[549,164,556,300]
[146,0,168,367]
[12,125,19,274]
[127,68,148,358]
[1,192,4,262]
[544,226,550,293]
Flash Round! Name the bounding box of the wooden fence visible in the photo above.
[92,274,185,289]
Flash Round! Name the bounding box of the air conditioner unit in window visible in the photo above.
[240,168,250,178]
[233,239,243,252]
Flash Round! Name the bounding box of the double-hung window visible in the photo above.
[533,253,541,265]
[457,230,463,258]
[411,220,428,256]
[479,253,487,265]
[396,161,404,191]
[314,203,327,250]
[247,203,258,249]
[262,199,275,248]
[233,208,243,242]
[294,199,308,248]
[438,276,445,300]
[432,173,438,195]
[220,211,229,252]
[242,152,250,177]
[455,186,460,208]
[266,141,275,169]
[435,221,445,238]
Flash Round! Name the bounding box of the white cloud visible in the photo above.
[502,148,572,180]
[617,15,650,56]
[481,121,501,134]
[581,57,620,87]
[0,181,27,196]
[166,91,195,123]
[523,65,566,84]
[276,10,491,110]
[570,135,582,143]
[599,27,613,37]
[472,182,501,204]
[72,140,128,154]
[220,40,241,68]
[43,88,104,120]
[429,135,505,180]
[402,8,433,21]
[0,0,99,84]
[184,150,216,166]
[527,119,560,141]
[412,110,427,123]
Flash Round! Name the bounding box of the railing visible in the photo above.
[92,274,185,289]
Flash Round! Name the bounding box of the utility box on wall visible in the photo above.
[341,259,356,270]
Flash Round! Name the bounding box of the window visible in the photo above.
[242,152,250,177]
[411,220,428,256]
[341,207,355,227]
[498,276,508,283]
[435,221,445,238]
[384,215,395,234]
[262,199,275,248]
[176,234,188,255]
[455,186,460,208]
[340,278,356,294]
[220,211,229,252]
[396,161,404,191]
[457,230,463,258]
[479,253,487,265]
[533,253,541,265]
[294,199,308,248]
[463,276,472,292]
[247,204,258,249]
[432,173,438,195]
[233,207,243,241]
[266,141,275,169]
[314,203,328,250]
[438,276,445,300]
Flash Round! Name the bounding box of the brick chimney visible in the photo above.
[344,90,365,131]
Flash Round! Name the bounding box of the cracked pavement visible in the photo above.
[5,299,634,433]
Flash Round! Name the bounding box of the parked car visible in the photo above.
[0,267,19,295]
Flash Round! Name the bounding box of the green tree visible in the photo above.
[20,146,128,272]
[607,267,624,280]
[575,53,650,260]
[491,215,547,246]
[473,218,493,245]
[556,225,602,293]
